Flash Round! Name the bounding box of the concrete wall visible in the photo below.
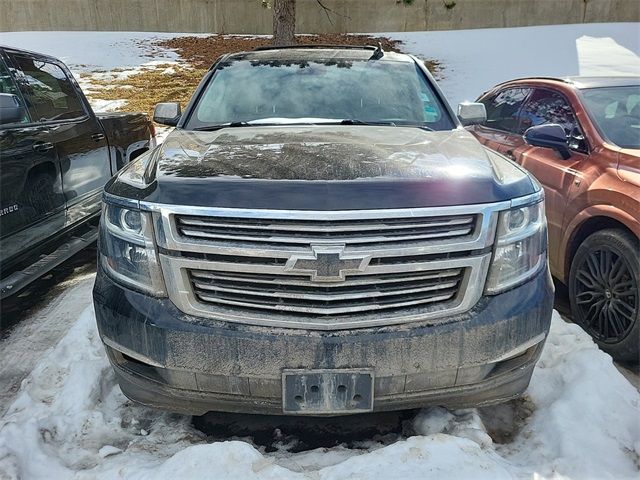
[0,0,638,33]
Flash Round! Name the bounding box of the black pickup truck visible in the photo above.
[0,46,155,299]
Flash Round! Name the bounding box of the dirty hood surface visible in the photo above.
[114,125,536,210]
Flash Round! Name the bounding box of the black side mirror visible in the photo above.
[153,102,181,127]
[0,93,26,125]
[524,124,571,160]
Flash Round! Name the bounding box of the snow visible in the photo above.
[388,22,640,106]
[0,304,638,480]
[0,22,639,479]
[0,32,197,72]
[0,271,95,417]
[2,23,638,112]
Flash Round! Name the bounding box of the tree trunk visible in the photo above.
[273,0,296,46]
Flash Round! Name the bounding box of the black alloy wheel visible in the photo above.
[569,229,639,362]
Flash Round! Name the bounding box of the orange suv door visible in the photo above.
[477,87,589,277]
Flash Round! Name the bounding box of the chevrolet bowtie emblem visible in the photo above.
[284,245,371,282]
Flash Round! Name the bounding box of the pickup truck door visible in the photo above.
[6,52,111,227]
[0,53,66,265]
[504,88,589,277]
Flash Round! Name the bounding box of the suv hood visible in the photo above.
[110,126,536,209]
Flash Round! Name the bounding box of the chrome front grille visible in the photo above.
[175,214,476,246]
[153,204,501,330]
[189,267,465,316]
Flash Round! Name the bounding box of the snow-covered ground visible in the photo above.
[1,23,638,109]
[0,302,638,479]
[389,22,640,105]
[0,23,639,480]
[0,31,198,72]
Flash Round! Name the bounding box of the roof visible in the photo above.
[0,44,60,63]
[564,76,640,89]
[494,76,640,90]
[225,46,413,63]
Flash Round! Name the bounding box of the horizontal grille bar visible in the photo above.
[190,268,462,288]
[175,214,476,246]
[188,268,464,316]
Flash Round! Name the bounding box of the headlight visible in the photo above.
[485,200,547,294]
[99,202,166,296]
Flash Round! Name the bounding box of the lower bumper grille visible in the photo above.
[188,268,465,316]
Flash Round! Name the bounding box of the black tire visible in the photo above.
[23,172,56,215]
[569,229,639,363]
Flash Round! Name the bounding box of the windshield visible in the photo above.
[185,57,455,130]
[581,85,640,149]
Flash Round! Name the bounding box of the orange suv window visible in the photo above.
[482,87,531,132]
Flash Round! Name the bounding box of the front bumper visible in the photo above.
[93,266,554,416]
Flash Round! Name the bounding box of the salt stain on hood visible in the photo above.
[155,125,512,182]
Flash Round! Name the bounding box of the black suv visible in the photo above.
[93,46,554,416]
[0,46,155,300]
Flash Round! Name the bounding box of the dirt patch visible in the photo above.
[193,409,417,453]
[157,33,441,75]
[83,33,442,117]
[82,64,207,117]
[478,396,536,444]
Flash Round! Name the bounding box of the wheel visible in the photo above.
[569,229,639,363]
[23,172,56,215]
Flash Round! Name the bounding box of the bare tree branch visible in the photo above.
[315,0,351,26]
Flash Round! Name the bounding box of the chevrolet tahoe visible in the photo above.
[93,46,554,416]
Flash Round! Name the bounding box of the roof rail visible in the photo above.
[494,76,571,87]
[253,44,377,52]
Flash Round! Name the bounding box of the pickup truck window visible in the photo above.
[186,59,454,131]
[8,55,85,123]
[0,58,29,125]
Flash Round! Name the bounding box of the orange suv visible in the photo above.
[468,76,639,362]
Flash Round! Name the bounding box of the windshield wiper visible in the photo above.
[340,119,434,131]
[193,119,435,131]
[340,119,397,126]
[193,122,251,131]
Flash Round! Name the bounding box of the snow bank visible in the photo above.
[0,307,638,479]
[388,22,640,106]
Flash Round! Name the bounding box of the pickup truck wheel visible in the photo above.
[23,173,56,215]
[569,229,639,363]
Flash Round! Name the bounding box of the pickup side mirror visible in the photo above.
[524,124,571,160]
[153,102,181,126]
[457,102,486,126]
[0,93,26,125]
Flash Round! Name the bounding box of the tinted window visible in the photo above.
[8,55,85,122]
[0,57,29,125]
[581,85,640,149]
[481,87,531,132]
[187,58,455,131]
[518,88,587,152]
[517,89,578,134]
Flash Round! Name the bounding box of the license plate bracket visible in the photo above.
[282,369,374,415]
